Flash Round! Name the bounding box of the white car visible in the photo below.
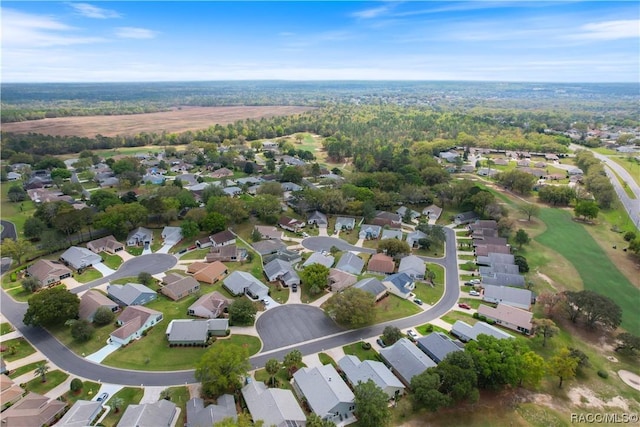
[469,279,481,285]
[469,290,480,296]
[407,329,418,338]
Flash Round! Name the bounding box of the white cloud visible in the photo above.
[569,19,640,40]
[68,3,121,19]
[115,27,158,39]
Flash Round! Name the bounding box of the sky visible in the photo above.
[1,1,639,83]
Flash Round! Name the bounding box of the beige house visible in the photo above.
[86,235,124,254]
[187,261,228,284]
[477,303,533,335]
[26,259,72,287]
[0,392,66,426]
[160,273,201,301]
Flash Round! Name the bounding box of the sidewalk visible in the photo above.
[308,293,332,308]
[0,330,23,342]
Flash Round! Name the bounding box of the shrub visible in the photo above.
[624,231,637,242]
[472,312,480,319]
[597,370,608,379]
[70,378,83,392]
[425,324,434,332]
[10,272,17,282]
[361,342,371,350]
[93,306,115,326]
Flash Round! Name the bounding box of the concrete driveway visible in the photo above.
[92,262,116,276]
[261,295,280,310]
[85,342,122,363]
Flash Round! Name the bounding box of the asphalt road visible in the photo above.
[1,228,460,384]
[0,220,17,241]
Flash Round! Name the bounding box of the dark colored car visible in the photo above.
[292,284,298,292]
[97,392,109,402]
[376,338,387,348]
[414,298,423,306]
[458,303,471,310]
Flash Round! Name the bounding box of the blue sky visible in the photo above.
[2,1,638,82]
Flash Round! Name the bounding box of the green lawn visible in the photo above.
[101,387,144,427]
[8,360,46,379]
[48,322,117,357]
[166,386,190,427]
[342,342,381,362]
[127,246,143,256]
[374,295,422,323]
[179,248,209,260]
[458,297,482,309]
[458,254,476,261]
[610,156,640,187]
[440,310,476,326]
[0,322,13,335]
[0,181,37,238]
[75,268,102,283]
[318,352,336,367]
[535,208,639,334]
[254,366,295,391]
[61,379,101,406]
[23,370,69,395]
[1,338,36,362]
[100,252,123,269]
[415,323,450,336]
[412,282,444,306]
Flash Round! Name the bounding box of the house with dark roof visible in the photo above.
[209,230,236,247]
[422,204,443,221]
[416,332,463,364]
[263,248,302,265]
[242,381,306,427]
[56,400,103,427]
[367,253,395,274]
[127,227,153,246]
[165,319,229,345]
[223,271,269,299]
[478,303,533,335]
[86,235,124,254]
[293,365,355,424]
[354,278,387,301]
[379,338,436,387]
[160,273,201,301]
[474,244,511,257]
[264,259,300,287]
[186,395,236,427]
[303,252,335,269]
[328,269,357,292]
[307,210,328,226]
[338,355,405,399]
[454,211,480,225]
[482,285,532,310]
[470,220,498,230]
[26,259,72,287]
[476,252,515,266]
[107,283,157,307]
[59,246,102,270]
[110,305,163,346]
[451,320,513,342]
[383,272,415,299]
[398,255,426,280]
[117,399,176,427]
[334,252,364,275]
[188,292,230,319]
[252,239,286,256]
[206,244,247,263]
[187,261,228,284]
[481,272,526,288]
[278,216,306,232]
[79,290,119,322]
[0,392,66,427]
[254,225,282,240]
[396,206,420,221]
[372,211,402,228]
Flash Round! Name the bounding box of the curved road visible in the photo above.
[0,228,460,385]
[0,220,17,241]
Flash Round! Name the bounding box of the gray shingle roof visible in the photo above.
[293,365,354,418]
[107,283,157,306]
[242,381,306,427]
[379,338,436,384]
[117,399,176,427]
[398,255,426,277]
[335,252,364,275]
[303,252,335,268]
[482,285,532,309]
[481,273,526,287]
[354,278,386,297]
[186,396,236,427]
[338,355,405,395]
[451,320,513,342]
[223,271,268,297]
[60,246,102,270]
[416,332,463,364]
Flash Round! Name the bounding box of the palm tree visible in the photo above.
[265,359,280,387]
[110,397,124,413]
[159,388,172,401]
[35,362,49,383]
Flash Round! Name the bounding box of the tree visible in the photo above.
[465,334,526,390]
[137,272,154,286]
[306,413,337,427]
[23,217,47,240]
[382,326,402,346]
[353,380,391,427]
[110,397,124,413]
[7,184,27,202]
[518,351,546,388]
[536,292,566,319]
[280,166,303,184]
[324,287,376,328]
[180,219,200,240]
[195,344,250,398]
[50,168,72,180]
[615,332,640,356]
[514,254,529,273]
[200,212,227,234]
[257,181,284,197]
[548,348,579,388]
[532,318,559,347]
[35,362,49,382]
[228,299,258,326]
[159,388,173,401]
[89,189,122,211]
[300,263,330,295]
[249,194,282,221]
[283,349,303,377]
[514,229,531,249]
[23,287,80,327]
[265,358,280,387]
[574,200,599,221]
[566,290,622,330]
[470,191,495,217]
[21,276,41,293]
[519,203,540,221]
[435,351,479,404]
[411,370,450,412]
[1,238,35,266]
[70,319,94,342]
[377,239,410,258]
[624,231,637,242]
[93,306,116,325]
[215,413,258,427]
[70,378,83,393]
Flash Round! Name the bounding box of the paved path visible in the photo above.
[0,220,17,241]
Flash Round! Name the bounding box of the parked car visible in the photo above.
[97,393,109,402]
[261,299,270,306]
[469,279,481,285]
[469,290,480,296]
[301,232,310,238]
[414,298,423,306]
[292,284,298,292]
[458,303,471,310]
[376,338,387,348]
[406,330,418,342]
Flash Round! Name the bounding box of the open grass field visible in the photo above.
[0,181,36,237]
[535,209,639,334]
[1,106,316,137]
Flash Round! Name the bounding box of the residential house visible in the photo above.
[127,227,153,246]
[481,273,526,288]
[354,278,387,301]
[416,333,463,364]
[161,226,183,245]
[568,167,584,175]
[142,173,165,185]
[398,255,426,280]
[242,381,306,427]
[79,290,119,322]
[166,319,229,345]
[195,236,213,249]
[451,320,513,342]
[0,392,66,427]
[206,244,246,263]
[281,182,303,192]
[278,216,306,232]
[473,236,508,247]
[422,204,443,221]
[188,292,230,319]
[303,252,335,269]
[86,235,124,254]
[209,230,236,247]
[263,248,302,265]
[307,210,328,226]
[254,225,282,240]
[261,141,278,150]
[174,173,199,187]
[469,220,498,231]
[372,211,402,228]
[6,172,20,181]
[382,272,415,299]
[293,365,355,424]
[439,151,459,162]
[545,153,560,161]
[396,206,420,221]
[454,211,480,225]
[24,170,53,190]
[236,176,264,186]
[210,167,234,179]
[252,240,286,256]
[110,305,163,346]
[476,253,515,266]
[381,229,403,241]
[477,303,533,335]
[223,186,242,196]
[117,399,177,427]
[281,156,306,166]
[26,259,72,287]
[367,253,395,274]
[334,217,356,233]
[479,261,520,275]
[59,246,102,270]
[263,259,300,287]
[0,375,25,411]
[379,338,436,387]
[474,244,511,257]
[406,230,427,248]
[223,271,269,300]
[338,355,405,399]
[493,158,510,166]
[160,273,201,301]
[327,269,357,292]
[334,252,364,275]
[186,396,236,427]
[107,283,157,307]
[56,400,103,427]
[187,261,228,284]
[482,285,533,310]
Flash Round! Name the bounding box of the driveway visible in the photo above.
[261,295,280,310]
[85,342,122,363]
[302,236,375,254]
[92,262,116,276]
[156,243,174,254]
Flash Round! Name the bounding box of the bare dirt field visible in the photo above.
[1,106,316,137]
